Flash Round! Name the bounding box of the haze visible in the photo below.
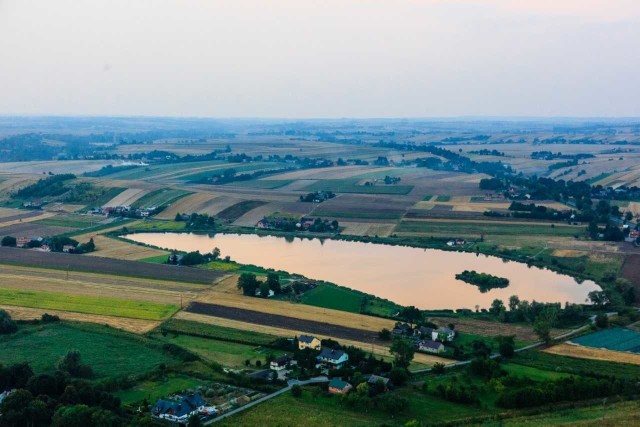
[1,0,639,118]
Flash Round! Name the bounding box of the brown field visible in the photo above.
[76,233,168,260]
[0,247,224,284]
[154,191,228,219]
[544,343,640,365]
[1,305,160,334]
[429,317,568,342]
[621,254,640,302]
[103,188,148,207]
[0,160,114,175]
[42,203,86,213]
[232,202,284,227]
[0,264,207,303]
[0,221,73,238]
[340,221,396,237]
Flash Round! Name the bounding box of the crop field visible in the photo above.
[300,285,364,313]
[32,213,101,228]
[85,234,169,260]
[103,187,148,207]
[513,349,640,378]
[0,160,114,175]
[225,179,294,189]
[0,246,224,283]
[304,178,414,195]
[161,318,278,346]
[0,287,179,320]
[428,317,566,342]
[544,343,640,366]
[339,221,396,236]
[0,221,74,238]
[130,188,192,209]
[395,219,581,238]
[621,255,640,299]
[2,305,160,333]
[216,200,267,222]
[0,263,204,303]
[569,328,640,353]
[0,322,178,378]
[154,192,243,219]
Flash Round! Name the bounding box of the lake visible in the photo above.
[125,232,600,310]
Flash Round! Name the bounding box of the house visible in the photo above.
[328,378,353,395]
[433,327,455,342]
[391,323,412,336]
[626,229,640,242]
[16,237,30,248]
[414,326,434,339]
[270,356,291,371]
[151,392,210,423]
[62,245,75,253]
[0,389,15,405]
[365,374,390,391]
[418,340,445,354]
[256,218,270,229]
[316,348,349,369]
[298,335,321,351]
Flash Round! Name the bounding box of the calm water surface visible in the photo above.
[126,232,599,310]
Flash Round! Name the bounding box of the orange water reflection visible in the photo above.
[126,233,600,310]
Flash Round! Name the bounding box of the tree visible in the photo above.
[291,384,302,398]
[508,295,520,311]
[595,314,609,328]
[399,306,421,325]
[1,236,16,247]
[187,414,203,427]
[389,367,409,386]
[496,335,515,357]
[0,309,17,334]
[389,337,415,369]
[489,299,505,316]
[237,273,259,296]
[266,272,281,294]
[378,328,391,341]
[58,351,93,378]
[211,247,221,260]
[259,281,270,298]
[432,362,445,374]
[356,382,369,396]
[533,319,552,344]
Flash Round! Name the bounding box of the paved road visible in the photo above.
[205,377,329,424]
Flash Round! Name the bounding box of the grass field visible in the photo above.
[0,288,179,320]
[200,260,241,271]
[154,333,270,368]
[32,214,100,228]
[512,349,640,379]
[225,179,294,189]
[115,373,205,405]
[160,318,278,346]
[300,285,363,313]
[0,322,177,378]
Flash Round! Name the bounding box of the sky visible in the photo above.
[0,0,639,118]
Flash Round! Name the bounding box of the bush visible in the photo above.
[595,314,609,328]
[41,313,60,323]
[1,236,16,247]
[0,309,17,334]
[291,384,302,398]
[57,351,93,378]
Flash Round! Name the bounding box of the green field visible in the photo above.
[502,362,570,382]
[177,162,278,182]
[160,319,278,346]
[0,288,178,320]
[512,349,640,379]
[140,254,171,264]
[225,179,294,189]
[90,187,127,207]
[125,219,186,232]
[131,188,192,209]
[200,260,240,271]
[0,322,177,378]
[115,373,205,405]
[396,221,581,237]
[155,334,271,368]
[34,214,101,228]
[305,179,414,195]
[300,284,363,313]
[435,195,451,202]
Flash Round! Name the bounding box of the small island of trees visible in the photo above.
[455,270,510,293]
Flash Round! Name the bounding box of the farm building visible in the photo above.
[418,340,445,354]
[328,378,353,395]
[298,335,321,351]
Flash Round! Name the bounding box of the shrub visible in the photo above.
[0,309,17,334]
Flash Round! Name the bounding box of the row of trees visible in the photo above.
[237,272,281,297]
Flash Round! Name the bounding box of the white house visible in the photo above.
[316,349,349,369]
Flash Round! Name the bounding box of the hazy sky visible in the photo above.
[1,0,639,118]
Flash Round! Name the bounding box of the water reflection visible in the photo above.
[126,232,600,310]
